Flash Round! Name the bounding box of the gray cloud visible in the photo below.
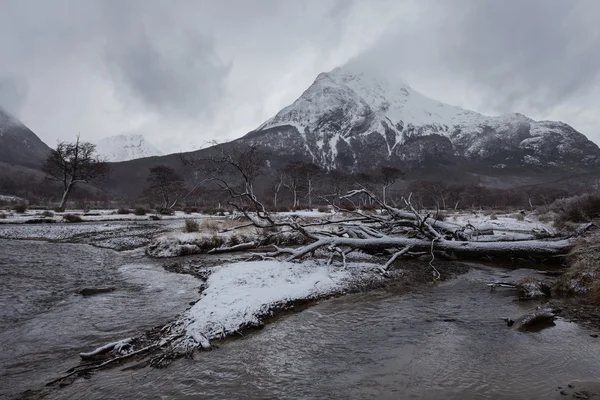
[0,0,598,151]
[0,77,28,114]
[437,0,600,113]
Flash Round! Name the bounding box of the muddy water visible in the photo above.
[0,239,201,400]
[2,239,600,399]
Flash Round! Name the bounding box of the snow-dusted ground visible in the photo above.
[0,223,125,241]
[0,209,217,224]
[447,212,554,233]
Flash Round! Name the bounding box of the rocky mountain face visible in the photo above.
[96,134,163,162]
[0,107,51,167]
[241,66,600,172]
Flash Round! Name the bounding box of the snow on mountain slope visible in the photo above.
[0,107,51,167]
[96,134,163,162]
[247,65,600,170]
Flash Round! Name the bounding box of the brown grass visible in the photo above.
[554,231,600,301]
[184,218,200,232]
[63,213,83,223]
[200,219,220,233]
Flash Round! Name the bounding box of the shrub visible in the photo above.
[340,202,356,212]
[317,205,330,213]
[275,205,291,212]
[510,212,525,221]
[183,206,200,214]
[41,210,54,218]
[0,212,6,219]
[201,219,220,233]
[13,203,28,213]
[117,208,131,215]
[552,192,600,226]
[360,204,377,212]
[489,213,498,220]
[434,211,447,221]
[196,234,225,251]
[63,213,83,223]
[228,234,241,246]
[537,212,553,223]
[184,218,200,232]
[157,208,174,216]
[134,206,147,216]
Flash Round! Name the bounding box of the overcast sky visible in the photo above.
[1,0,599,153]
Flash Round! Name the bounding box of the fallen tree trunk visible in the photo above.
[284,236,575,262]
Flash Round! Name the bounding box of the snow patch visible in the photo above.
[176,260,380,348]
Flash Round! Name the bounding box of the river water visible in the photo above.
[0,239,201,400]
[1,238,599,400]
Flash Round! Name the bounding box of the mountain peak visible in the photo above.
[0,107,26,130]
[96,134,163,162]
[0,107,51,167]
[245,65,600,171]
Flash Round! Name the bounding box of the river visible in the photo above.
[1,238,599,399]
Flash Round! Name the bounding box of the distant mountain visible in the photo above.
[101,65,600,197]
[241,65,600,171]
[0,107,51,167]
[96,134,163,162]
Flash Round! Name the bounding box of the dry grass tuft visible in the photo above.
[554,231,600,299]
[63,213,83,223]
[184,218,200,232]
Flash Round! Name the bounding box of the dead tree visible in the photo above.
[379,166,404,206]
[185,144,580,276]
[142,165,191,210]
[42,135,109,211]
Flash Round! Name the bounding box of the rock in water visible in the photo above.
[511,307,556,332]
[76,287,116,296]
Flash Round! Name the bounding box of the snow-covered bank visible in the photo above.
[78,259,402,365]
[178,260,379,348]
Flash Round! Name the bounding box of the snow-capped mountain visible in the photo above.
[242,65,600,170]
[0,107,51,167]
[96,134,163,162]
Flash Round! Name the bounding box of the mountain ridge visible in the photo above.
[96,134,163,162]
[0,107,51,168]
[243,65,600,171]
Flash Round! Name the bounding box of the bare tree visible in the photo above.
[42,135,109,211]
[379,166,404,206]
[299,162,322,209]
[282,162,304,208]
[143,165,191,210]
[271,172,284,210]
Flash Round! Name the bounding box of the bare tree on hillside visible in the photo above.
[42,135,109,211]
[143,165,194,210]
